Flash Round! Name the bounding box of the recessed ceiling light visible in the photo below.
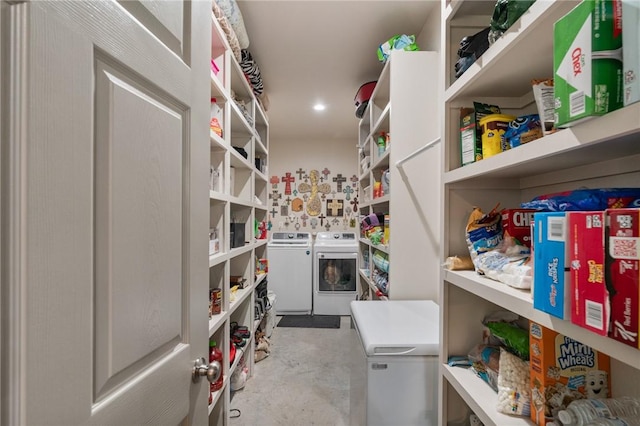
[313,103,326,111]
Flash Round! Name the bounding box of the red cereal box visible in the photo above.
[607,208,640,348]
[569,212,610,336]
[501,208,536,248]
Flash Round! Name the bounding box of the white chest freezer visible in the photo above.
[350,300,440,426]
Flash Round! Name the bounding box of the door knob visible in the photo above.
[192,357,221,383]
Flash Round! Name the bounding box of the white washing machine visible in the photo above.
[313,231,359,315]
[267,232,312,315]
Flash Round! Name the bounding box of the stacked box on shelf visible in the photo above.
[569,211,610,336]
[533,212,571,320]
[553,0,624,128]
[529,321,612,426]
[607,208,640,348]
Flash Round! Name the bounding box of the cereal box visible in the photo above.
[533,212,571,320]
[607,208,640,348]
[569,211,610,336]
[460,107,479,166]
[529,321,611,426]
[554,0,624,127]
[622,0,640,105]
[501,208,536,248]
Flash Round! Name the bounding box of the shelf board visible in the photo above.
[210,72,225,99]
[442,364,533,426]
[228,195,253,208]
[444,103,640,185]
[207,383,225,415]
[209,251,228,268]
[210,130,225,150]
[208,310,228,336]
[209,190,228,201]
[445,0,579,101]
[228,243,253,259]
[369,103,390,138]
[443,269,640,369]
[254,168,267,182]
[229,283,254,316]
[361,194,390,209]
[229,101,253,137]
[255,272,267,286]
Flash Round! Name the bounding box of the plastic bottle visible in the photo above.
[586,417,640,426]
[209,340,224,392]
[558,397,640,426]
[377,132,386,156]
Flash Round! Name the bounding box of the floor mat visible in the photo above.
[277,315,340,329]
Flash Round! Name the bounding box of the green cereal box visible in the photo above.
[623,0,639,105]
[554,0,624,127]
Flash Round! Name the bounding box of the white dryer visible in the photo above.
[313,231,359,315]
[268,232,313,315]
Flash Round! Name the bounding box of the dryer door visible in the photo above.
[315,252,358,293]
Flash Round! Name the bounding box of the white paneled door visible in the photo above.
[1,1,211,424]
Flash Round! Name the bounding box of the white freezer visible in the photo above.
[350,300,440,426]
[267,232,312,315]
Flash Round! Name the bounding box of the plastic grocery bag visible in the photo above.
[489,0,536,44]
[377,34,419,63]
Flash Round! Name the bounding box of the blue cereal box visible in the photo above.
[533,212,571,319]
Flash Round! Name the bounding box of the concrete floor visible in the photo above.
[229,316,352,426]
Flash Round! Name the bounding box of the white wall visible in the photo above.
[268,137,358,236]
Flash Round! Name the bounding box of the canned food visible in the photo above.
[210,288,222,315]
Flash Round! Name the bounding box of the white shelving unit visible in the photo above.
[439,1,640,425]
[357,50,441,302]
[208,9,269,424]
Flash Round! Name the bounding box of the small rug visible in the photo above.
[277,315,340,329]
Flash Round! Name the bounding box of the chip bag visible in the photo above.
[377,34,419,63]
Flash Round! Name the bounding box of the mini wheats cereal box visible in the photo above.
[607,208,640,348]
[529,321,611,426]
[570,211,610,336]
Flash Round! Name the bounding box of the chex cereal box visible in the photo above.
[607,208,640,348]
[623,0,640,105]
[502,208,536,248]
[533,212,571,319]
[569,211,610,336]
[554,0,624,127]
[529,321,611,426]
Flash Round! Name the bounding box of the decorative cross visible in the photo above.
[321,193,327,201]
[343,185,354,200]
[284,196,292,205]
[345,206,352,215]
[295,168,306,180]
[303,173,309,182]
[322,168,331,179]
[302,193,309,202]
[324,221,331,231]
[270,175,280,189]
[332,173,347,192]
[269,190,282,206]
[281,172,295,195]
[332,217,340,226]
[350,197,359,213]
[318,213,326,226]
[280,205,289,216]
[310,218,318,229]
[269,207,278,218]
[350,175,358,186]
[301,213,309,226]
[293,189,298,196]
[326,199,343,216]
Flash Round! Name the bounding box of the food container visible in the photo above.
[479,113,515,159]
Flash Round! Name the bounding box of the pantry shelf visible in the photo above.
[444,103,640,184]
[445,0,579,100]
[444,269,640,370]
[208,311,229,336]
[442,364,534,426]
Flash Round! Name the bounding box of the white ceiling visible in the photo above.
[236,0,438,142]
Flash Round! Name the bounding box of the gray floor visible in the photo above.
[229,316,352,426]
